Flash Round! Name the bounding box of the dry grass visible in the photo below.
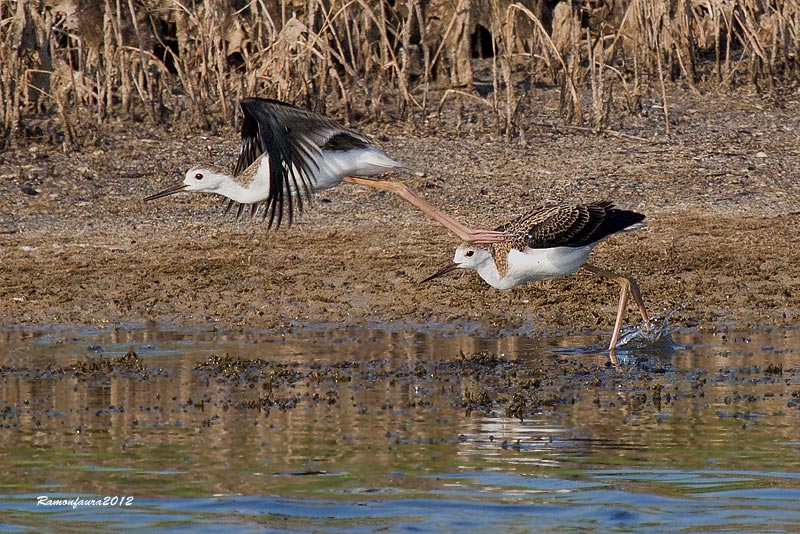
[1,0,798,146]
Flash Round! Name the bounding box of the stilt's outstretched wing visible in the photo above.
[231,98,372,229]
[496,201,645,250]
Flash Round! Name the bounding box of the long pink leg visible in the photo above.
[608,282,630,351]
[582,263,650,351]
[343,176,510,244]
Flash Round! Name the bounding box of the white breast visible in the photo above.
[500,245,595,288]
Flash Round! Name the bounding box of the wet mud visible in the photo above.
[0,89,798,336]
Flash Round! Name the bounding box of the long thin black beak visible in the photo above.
[144,183,188,201]
[420,262,460,284]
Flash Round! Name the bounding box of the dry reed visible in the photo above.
[1,0,798,146]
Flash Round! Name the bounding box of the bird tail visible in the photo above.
[596,202,646,235]
[357,148,404,173]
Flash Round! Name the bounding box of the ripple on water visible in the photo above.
[0,324,799,532]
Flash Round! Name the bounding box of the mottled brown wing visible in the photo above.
[490,241,514,277]
[496,201,643,250]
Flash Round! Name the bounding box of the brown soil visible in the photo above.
[1,89,798,337]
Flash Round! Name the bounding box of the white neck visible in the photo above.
[215,180,263,204]
[474,259,515,290]
[215,158,272,204]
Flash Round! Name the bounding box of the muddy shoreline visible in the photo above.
[1,90,798,337]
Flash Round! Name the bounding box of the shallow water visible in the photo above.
[1,324,799,532]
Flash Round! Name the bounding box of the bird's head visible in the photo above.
[181,166,231,193]
[144,166,231,201]
[420,244,493,283]
[453,244,493,269]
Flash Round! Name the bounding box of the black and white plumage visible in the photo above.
[423,201,650,351]
[145,98,510,244]
[226,98,402,227]
[145,98,402,228]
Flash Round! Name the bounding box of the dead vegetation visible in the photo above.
[1,0,798,147]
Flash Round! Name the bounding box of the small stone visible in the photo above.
[21,186,39,196]
[754,151,767,159]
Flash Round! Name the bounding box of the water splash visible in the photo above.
[615,311,681,355]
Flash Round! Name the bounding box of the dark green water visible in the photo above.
[0,325,798,532]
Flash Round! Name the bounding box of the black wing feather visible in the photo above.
[322,132,372,151]
[233,107,264,176]
[234,98,371,229]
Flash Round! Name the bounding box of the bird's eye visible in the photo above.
[465,250,474,257]
[194,173,204,180]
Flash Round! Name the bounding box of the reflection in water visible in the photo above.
[0,326,799,532]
